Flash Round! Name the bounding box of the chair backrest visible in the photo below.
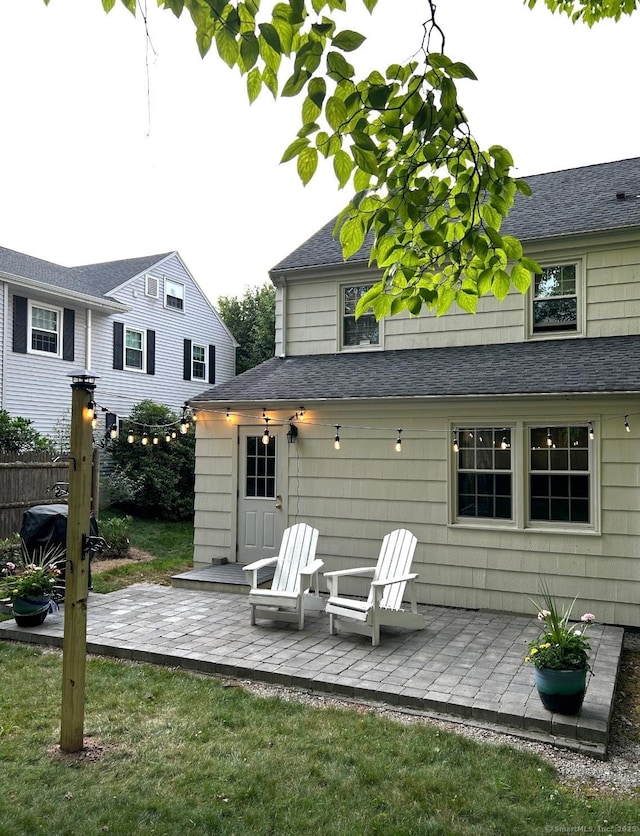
[367,528,417,610]
[271,523,319,593]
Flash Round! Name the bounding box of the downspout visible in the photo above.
[85,308,92,369]
[1,282,8,409]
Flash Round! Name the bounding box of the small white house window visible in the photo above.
[532,264,578,334]
[29,303,61,356]
[192,344,207,380]
[125,327,145,370]
[145,274,159,297]
[342,284,379,348]
[165,279,185,311]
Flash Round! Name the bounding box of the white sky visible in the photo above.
[1,0,639,305]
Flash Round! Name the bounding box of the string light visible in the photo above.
[152,434,160,445]
[110,426,118,440]
[86,400,95,420]
[501,436,508,450]
[395,429,403,453]
[625,415,631,433]
[589,421,595,441]
[334,425,341,451]
[546,429,553,447]
[141,432,149,446]
[262,417,271,446]
[165,432,171,443]
[299,406,306,419]
[226,408,231,421]
[127,431,135,444]
[453,430,459,453]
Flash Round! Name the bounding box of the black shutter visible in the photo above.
[146,330,156,375]
[105,412,117,433]
[183,339,192,381]
[113,322,124,370]
[62,308,75,362]
[208,345,216,384]
[12,296,27,353]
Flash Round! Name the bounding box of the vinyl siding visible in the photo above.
[194,396,640,626]
[275,237,640,356]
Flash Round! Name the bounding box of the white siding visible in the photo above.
[195,397,640,627]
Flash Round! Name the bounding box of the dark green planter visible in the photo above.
[12,595,50,628]
[534,666,588,715]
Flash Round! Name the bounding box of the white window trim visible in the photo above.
[191,343,207,381]
[338,282,383,351]
[449,419,599,534]
[27,300,62,358]
[124,326,146,372]
[164,278,185,312]
[526,257,584,340]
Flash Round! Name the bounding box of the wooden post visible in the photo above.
[59,373,96,752]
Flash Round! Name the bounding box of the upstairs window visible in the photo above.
[29,303,61,356]
[342,284,379,348]
[125,328,144,370]
[165,279,184,311]
[192,344,207,380]
[532,264,577,334]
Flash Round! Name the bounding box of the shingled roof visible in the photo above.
[193,334,640,404]
[270,157,640,274]
[0,246,173,301]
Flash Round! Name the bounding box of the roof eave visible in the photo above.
[1,272,130,313]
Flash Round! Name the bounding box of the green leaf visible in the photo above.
[492,269,511,301]
[247,67,262,103]
[440,77,457,112]
[456,289,478,313]
[215,26,239,68]
[308,77,327,109]
[339,216,366,259]
[511,263,532,294]
[521,256,542,273]
[362,0,378,11]
[239,32,259,72]
[262,67,278,98]
[258,22,282,54]
[502,235,523,260]
[325,96,348,130]
[515,178,532,196]
[281,137,309,163]
[297,146,318,185]
[327,51,355,80]
[480,203,502,230]
[351,146,378,175]
[282,69,311,97]
[302,95,321,124]
[447,61,477,80]
[436,286,456,316]
[331,30,366,52]
[355,282,383,316]
[333,150,352,188]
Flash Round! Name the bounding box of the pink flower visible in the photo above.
[537,609,551,621]
[581,613,595,623]
[6,562,16,570]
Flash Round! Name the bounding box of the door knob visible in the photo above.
[275,494,282,510]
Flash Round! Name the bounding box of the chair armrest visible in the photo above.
[371,573,418,588]
[323,567,376,579]
[300,559,324,578]
[243,556,278,572]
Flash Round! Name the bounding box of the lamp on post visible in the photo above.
[60,370,99,753]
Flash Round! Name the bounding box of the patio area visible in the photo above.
[0,582,624,759]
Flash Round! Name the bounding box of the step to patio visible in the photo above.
[171,563,275,594]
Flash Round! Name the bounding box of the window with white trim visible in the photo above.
[456,428,512,520]
[165,279,184,311]
[29,302,61,356]
[529,425,590,524]
[342,284,379,348]
[532,264,578,335]
[192,344,207,380]
[125,327,145,370]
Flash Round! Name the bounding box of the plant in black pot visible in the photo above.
[525,582,596,715]
[0,544,64,627]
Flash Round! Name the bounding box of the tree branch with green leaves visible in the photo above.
[74,0,635,318]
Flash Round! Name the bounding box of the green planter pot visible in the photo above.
[12,595,51,628]
[534,666,588,715]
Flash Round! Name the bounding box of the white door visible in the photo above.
[237,426,285,563]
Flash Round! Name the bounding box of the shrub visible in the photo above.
[96,516,132,560]
[0,410,54,454]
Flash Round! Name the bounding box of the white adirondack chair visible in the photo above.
[243,523,323,630]
[324,528,423,646]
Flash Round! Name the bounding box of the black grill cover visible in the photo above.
[20,504,98,556]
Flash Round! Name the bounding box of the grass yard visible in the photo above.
[0,642,639,836]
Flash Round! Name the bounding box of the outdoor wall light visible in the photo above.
[287,423,298,444]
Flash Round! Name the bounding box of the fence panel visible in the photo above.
[0,453,69,538]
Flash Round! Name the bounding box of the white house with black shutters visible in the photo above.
[192,157,640,628]
[1,248,237,437]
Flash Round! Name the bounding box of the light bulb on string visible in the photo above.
[395,429,403,453]
[91,414,98,430]
[262,417,271,446]
[299,406,305,419]
[127,432,135,444]
[165,433,172,443]
[141,433,149,446]
[226,408,231,422]
[171,431,177,439]
[589,421,595,441]
[153,434,160,445]
[110,427,118,440]
[625,415,631,433]
[452,430,459,453]
[546,429,553,447]
[334,425,341,451]
[501,436,508,450]
[86,400,95,421]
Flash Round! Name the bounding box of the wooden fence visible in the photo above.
[0,453,70,539]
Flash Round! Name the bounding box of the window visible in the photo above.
[342,284,379,348]
[165,279,184,311]
[192,344,207,380]
[529,426,590,524]
[532,264,577,334]
[456,428,512,520]
[29,303,61,355]
[125,328,144,370]
[245,435,276,498]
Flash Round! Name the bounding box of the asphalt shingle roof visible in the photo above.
[271,157,640,273]
[193,334,640,404]
[0,246,172,300]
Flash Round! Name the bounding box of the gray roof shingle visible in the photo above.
[271,157,640,273]
[0,245,172,300]
[192,334,640,404]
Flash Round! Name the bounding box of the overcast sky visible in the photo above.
[1,0,638,305]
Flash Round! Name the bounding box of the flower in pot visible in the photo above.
[525,582,595,715]
[0,543,65,627]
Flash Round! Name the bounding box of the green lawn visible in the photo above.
[0,642,638,836]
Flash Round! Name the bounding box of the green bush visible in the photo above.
[105,401,195,521]
[97,516,132,560]
[0,410,53,454]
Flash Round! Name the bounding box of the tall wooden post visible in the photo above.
[59,372,96,752]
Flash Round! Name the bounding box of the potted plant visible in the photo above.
[0,544,64,627]
[525,582,596,715]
